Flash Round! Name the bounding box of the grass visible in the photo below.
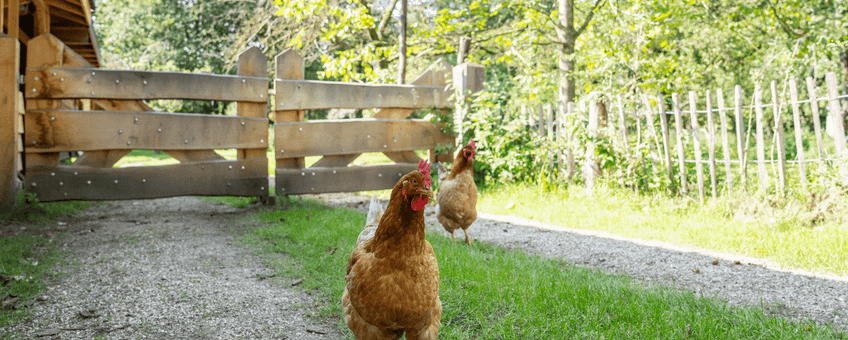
[0,194,92,329]
[246,195,845,339]
[476,181,848,277]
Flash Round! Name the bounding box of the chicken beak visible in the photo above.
[418,187,435,199]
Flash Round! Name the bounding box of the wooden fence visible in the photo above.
[1,33,23,206]
[514,72,848,202]
[272,49,483,195]
[18,33,270,202]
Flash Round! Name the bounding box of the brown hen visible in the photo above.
[436,140,478,245]
[342,160,441,340]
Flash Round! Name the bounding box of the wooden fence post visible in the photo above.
[672,93,688,194]
[584,99,600,196]
[716,89,733,193]
[734,85,747,191]
[640,93,661,169]
[617,95,631,159]
[770,81,787,195]
[546,104,554,180]
[825,72,848,185]
[656,94,675,190]
[274,49,306,197]
[754,84,769,193]
[565,102,576,183]
[236,46,270,203]
[688,91,705,204]
[453,61,484,144]
[789,79,808,192]
[705,90,718,199]
[1,34,22,207]
[805,77,826,181]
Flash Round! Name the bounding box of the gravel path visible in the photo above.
[3,197,342,339]
[312,193,848,333]
[3,193,847,339]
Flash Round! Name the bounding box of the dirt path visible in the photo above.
[3,197,342,339]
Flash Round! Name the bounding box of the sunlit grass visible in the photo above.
[477,181,848,277]
[248,196,845,339]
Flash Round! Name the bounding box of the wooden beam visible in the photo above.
[86,23,100,67]
[164,150,225,163]
[235,46,269,166]
[26,67,267,102]
[47,4,86,25]
[275,119,453,158]
[32,0,49,36]
[276,163,417,195]
[274,48,306,170]
[25,110,269,152]
[7,0,19,45]
[274,79,450,111]
[1,34,21,206]
[26,158,269,202]
[25,33,64,168]
[71,149,129,168]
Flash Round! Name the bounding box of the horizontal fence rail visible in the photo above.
[26,158,268,202]
[274,79,451,111]
[24,110,269,152]
[275,119,454,158]
[26,67,268,102]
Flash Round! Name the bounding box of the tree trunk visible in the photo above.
[558,0,576,106]
[397,0,407,84]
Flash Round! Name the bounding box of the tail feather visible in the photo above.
[356,195,384,246]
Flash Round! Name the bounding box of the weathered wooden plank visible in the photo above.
[1,35,21,206]
[805,77,826,168]
[640,94,661,167]
[25,110,269,152]
[584,100,600,196]
[274,49,306,170]
[672,93,688,194]
[25,34,65,168]
[825,72,848,185]
[716,89,733,192]
[275,119,453,158]
[235,46,269,174]
[383,151,422,164]
[7,0,19,45]
[276,163,418,195]
[274,80,450,111]
[689,91,705,204]
[164,150,225,163]
[565,102,576,182]
[789,79,807,192]
[26,67,267,102]
[617,95,630,158]
[72,150,130,168]
[26,158,268,202]
[32,0,50,36]
[734,85,747,189]
[705,90,718,198]
[656,94,674,189]
[770,81,787,195]
[754,85,769,192]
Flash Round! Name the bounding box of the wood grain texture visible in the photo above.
[25,110,268,152]
[235,46,269,166]
[25,67,267,102]
[274,79,450,111]
[25,158,269,202]
[274,49,306,170]
[274,119,453,158]
[1,35,20,206]
[276,163,418,195]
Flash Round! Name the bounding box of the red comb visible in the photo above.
[469,139,476,150]
[418,159,432,188]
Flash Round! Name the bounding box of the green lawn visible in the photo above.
[240,195,844,339]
